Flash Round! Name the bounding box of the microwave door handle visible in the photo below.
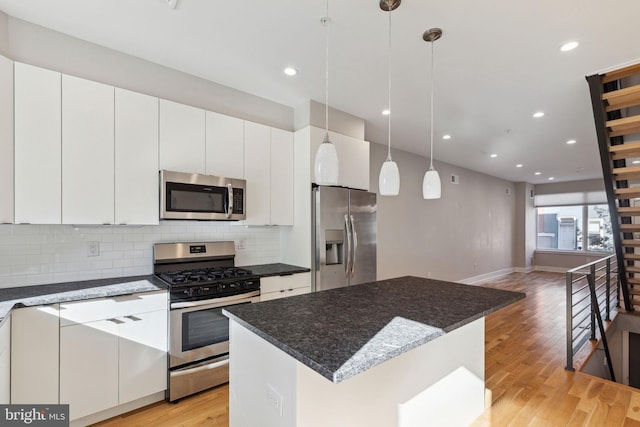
[226,184,233,219]
[350,214,357,278]
[344,214,352,278]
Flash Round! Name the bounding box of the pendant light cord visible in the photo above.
[429,39,435,171]
[323,0,330,143]
[386,5,392,161]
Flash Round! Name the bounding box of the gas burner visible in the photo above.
[159,266,255,286]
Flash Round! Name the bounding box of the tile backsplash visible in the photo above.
[0,222,281,288]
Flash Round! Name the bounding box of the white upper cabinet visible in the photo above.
[244,121,271,225]
[206,111,244,179]
[309,126,370,191]
[62,75,115,225]
[159,99,205,174]
[0,55,13,224]
[115,88,159,225]
[270,127,294,225]
[14,62,62,224]
[340,134,370,191]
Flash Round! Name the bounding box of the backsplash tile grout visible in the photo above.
[0,222,280,288]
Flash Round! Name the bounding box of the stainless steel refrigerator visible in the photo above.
[312,186,377,292]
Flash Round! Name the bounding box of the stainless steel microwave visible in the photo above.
[160,170,246,220]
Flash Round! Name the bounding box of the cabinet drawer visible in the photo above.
[60,291,167,326]
[260,272,310,294]
[259,286,311,302]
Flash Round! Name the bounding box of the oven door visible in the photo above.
[169,291,259,368]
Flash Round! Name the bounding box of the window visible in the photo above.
[536,204,612,253]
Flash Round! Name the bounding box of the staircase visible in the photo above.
[587,63,640,312]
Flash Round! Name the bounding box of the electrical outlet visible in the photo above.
[87,241,100,257]
[266,384,283,416]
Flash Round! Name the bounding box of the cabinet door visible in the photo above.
[115,88,159,225]
[0,55,13,224]
[11,305,59,404]
[244,121,271,225]
[341,135,370,191]
[270,128,294,225]
[14,63,62,224]
[206,111,244,179]
[62,75,115,224]
[119,310,168,404]
[60,320,119,420]
[0,316,10,404]
[159,99,205,174]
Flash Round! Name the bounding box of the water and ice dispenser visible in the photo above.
[325,229,344,265]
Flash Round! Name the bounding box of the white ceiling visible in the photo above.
[1,0,639,184]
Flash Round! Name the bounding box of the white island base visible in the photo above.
[229,318,486,427]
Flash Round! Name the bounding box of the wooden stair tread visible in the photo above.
[618,206,640,215]
[620,224,640,231]
[614,165,640,179]
[607,115,640,137]
[623,239,640,246]
[626,266,640,273]
[603,85,640,112]
[624,253,640,260]
[614,187,640,199]
[609,141,640,160]
[602,63,640,84]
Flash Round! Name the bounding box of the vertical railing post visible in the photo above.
[590,264,597,340]
[566,270,575,371]
[606,257,611,321]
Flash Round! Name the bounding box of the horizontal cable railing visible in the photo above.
[565,254,619,372]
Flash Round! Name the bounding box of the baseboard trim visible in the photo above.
[70,391,165,427]
[458,268,515,285]
[513,266,534,273]
[533,266,568,273]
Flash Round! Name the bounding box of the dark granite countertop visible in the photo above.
[0,275,167,325]
[241,263,310,278]
[224,276,524,384]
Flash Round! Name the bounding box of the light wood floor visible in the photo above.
[93,272,640,426]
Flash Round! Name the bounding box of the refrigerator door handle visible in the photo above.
[350,214,358,277]
[344,214,352,278]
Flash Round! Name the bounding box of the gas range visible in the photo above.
[153,241,260,303]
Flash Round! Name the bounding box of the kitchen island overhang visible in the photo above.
[224,276,525,427]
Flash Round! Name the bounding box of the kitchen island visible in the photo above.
[223,276,524,427]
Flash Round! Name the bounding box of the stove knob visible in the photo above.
[187,288,194,297]
[236,282,244,290]
[196,287,204,296]
[216,284,224,292]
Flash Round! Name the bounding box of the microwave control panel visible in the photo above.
[232,189,244,214]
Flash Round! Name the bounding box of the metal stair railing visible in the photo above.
[565,254,619,376]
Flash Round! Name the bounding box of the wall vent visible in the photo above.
[450,174,459,184]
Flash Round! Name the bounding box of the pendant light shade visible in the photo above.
[422,169,441,199]
[422,28,442,200]
[314,0,339,186]
[377,0,401,197]
[315,134,339,185]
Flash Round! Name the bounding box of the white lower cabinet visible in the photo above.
[260,272,311,301]
[11,305,60,404]
[0,316,10,404]
[60,319,119,420]
[58,291,167,421]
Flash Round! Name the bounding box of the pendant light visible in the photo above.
[422,28,442,200]
[314,0,339,186]
[378,0,401,196]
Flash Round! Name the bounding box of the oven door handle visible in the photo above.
[173,358,229,376]
[170,290,260,309]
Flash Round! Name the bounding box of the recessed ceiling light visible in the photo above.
[382,109,390,116]
[548,177,555,181]
[533,111,545,118]
[560,41,579,52]
[534,172,541,175]
[516,164,523,168]
[442,134,451,140]
[490,153,498,158]
[283,67,298,76]
[633,160,640,165]
[566,139,577,145]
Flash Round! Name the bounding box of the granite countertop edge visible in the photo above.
[0,263,309,326]
[224,276,525,384]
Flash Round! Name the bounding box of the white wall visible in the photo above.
[370,142,516,282]
[0,223,280,288]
